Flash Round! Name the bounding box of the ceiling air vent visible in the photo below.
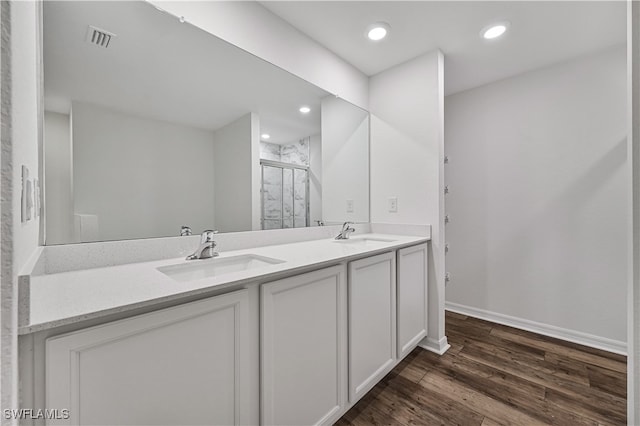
[85,25,116,48]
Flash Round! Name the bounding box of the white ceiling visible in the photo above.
[44,1,331,144]
[260,1,627,95]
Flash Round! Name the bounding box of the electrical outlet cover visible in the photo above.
[346,199,354,213]
[388,197,398,213]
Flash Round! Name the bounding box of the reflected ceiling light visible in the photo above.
[299,106,311,114]
[367,22,390,41]
[261,133,270,140]
[481,22,509,39]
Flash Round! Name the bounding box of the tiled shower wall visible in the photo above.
[260,142,281,162]
[260,140,309,166]
[260,140,310,229]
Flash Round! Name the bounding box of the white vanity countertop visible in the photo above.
[20,233,428,334]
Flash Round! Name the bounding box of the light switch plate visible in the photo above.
[388,197,398,213]
[346,199,354,213]
[33,178,39,218]
[21,166,32,223]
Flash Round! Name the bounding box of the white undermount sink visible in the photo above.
[157,254,286,282]
[332,237,397,245]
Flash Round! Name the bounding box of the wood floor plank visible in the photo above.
[444,311,468,321]
[384,374,485,426]
[445,319,494,339]
[489,327,626,374]
[376,385,456,426]
[545,388,626,425]
[460,338,592,387]
[419,369,548,426]
[546,350,627,400]
[394,351,430,383]
[342,387,383,424]
[333,416,352,426]
[357,386,417,426]
[348,404,405,426]
[416,347,547,401]
[438,358,600,426]
[448,341,464,355]
[488,321,627,363]
[336,312,627,426]
[586,364,627,398]
[479,418,501,426]
[544,351,590,377]
[458,344,626,419]
[446,327,548,362]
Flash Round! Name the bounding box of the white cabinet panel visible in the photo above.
[348,252,396,403]
[261,265,347,426]
[397,243,428,358]
[46,290,251,426]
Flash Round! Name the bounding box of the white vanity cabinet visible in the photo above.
[397,243,429,358]
[347,252,397,403]
[45,289,252,426]
[28,239,431,426]
[261,265,348,426]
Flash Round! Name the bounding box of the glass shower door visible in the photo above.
[293,168,308,228]
[262,165,284,230]
[261,161,309,230]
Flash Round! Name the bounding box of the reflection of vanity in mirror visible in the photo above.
[43,0,369,244]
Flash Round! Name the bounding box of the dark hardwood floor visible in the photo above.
[335,311,627,426]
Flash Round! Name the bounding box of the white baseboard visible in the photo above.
[418,336,451,355]
[445,302,627,356]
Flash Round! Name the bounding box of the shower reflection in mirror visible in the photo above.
[260,137,319,230]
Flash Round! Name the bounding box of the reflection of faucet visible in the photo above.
[335,222,355,240]
[186,230,219,260]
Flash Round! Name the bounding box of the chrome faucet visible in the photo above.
[186,230,219,260]
[335,222,356,240]
[180,226,192,236]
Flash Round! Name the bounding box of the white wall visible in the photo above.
[11,1,39,275]
[213,113,259,233]
[628,1,639,421]
[445,46,628,347]
[309,133,322,225]
[72,102,216,242]
[321,96,369,224]
[43,111,72,245]
[369,50,446,353]
[2,0,41,415]
[148,1,368,110]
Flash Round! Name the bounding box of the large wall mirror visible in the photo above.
[43,1,370,245]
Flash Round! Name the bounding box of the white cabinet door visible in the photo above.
[46,290,251,426]
[261,265,347,426]
[397,243,428,358]
[348,252,396,403]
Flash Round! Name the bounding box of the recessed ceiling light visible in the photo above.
[261,133,270,140]
[367,22,390,41]
[299,106,311,114]
[481,22,509,40]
